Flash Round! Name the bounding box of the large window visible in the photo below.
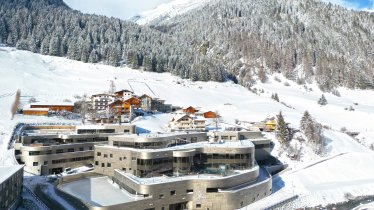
[29,151,40,156]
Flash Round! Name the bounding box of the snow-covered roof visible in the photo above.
[172,114,191,121]
[115,89,133,93]
[0,165,23,183]
[192,116,206,121]
[23,108,49,111]
[139,94,152,99]
[98,139,254,153]
[117,165,259,185]
[31,101,74,106]
[111,131,204,140]
[92,93,116,97]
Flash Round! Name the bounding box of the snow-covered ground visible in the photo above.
[1,47,374,208]
[356,132,374,149]
[132,0,210,25]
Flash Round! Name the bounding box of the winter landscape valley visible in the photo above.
[0,0,374,209]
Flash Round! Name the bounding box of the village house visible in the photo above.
[22,107,49,116]
[115,89,134,100]
[124,96,141,109]
[91,93,116,111]
[204,111,217,119]
[30,102,75,112]
[139,94,152,112]
[108,99,136,123]
[169,114,206,131]
[182,106,199,114]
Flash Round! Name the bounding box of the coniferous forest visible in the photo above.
[0,0,373,91]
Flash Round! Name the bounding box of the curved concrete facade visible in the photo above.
[61,167,271,210]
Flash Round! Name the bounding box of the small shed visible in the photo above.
[265,120,277,131]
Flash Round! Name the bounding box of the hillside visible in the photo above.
[0,0,373,91]
[151,0,374,91]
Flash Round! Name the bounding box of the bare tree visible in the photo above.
[75,94,89,124]
[11,89,21,120]
[214,110,222,131]
[28,97,37,103]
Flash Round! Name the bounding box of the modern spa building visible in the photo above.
[90,131,273,210]
[14,124,135,175]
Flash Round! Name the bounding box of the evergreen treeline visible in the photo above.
[0,0,373,91]
[0,0,226,82]
[152,0,374,91]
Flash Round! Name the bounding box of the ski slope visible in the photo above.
[132,0,210,25]
[1,47,374,208]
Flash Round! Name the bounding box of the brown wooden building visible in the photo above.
[115,89,134,99]
[183,106,198,114]
[124,96,141,109]
[22,108,49,116]
[204,111,217,119]
[30,103,74,112]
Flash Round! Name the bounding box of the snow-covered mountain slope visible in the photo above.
[131,0,210,25]
[1,47,374,208]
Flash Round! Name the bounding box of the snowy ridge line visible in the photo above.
[24,185,50,210]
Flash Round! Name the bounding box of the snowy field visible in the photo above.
[1,47,374,208]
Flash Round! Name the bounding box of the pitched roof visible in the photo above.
[115,89,134,94]
[139,94,153,99]
[91,93,116,97]
[172,114,191,122]
[124,96,141,102]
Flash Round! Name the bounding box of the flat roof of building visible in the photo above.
[0,165,23,184]
[111,131,205,139]
[97,139,254,153]
[75,124,134,130]
[116,165,259,185]
[59,176,146,206]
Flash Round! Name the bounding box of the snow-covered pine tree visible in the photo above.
[274,93,279,102]
[300,110,311,131]
[318,94,328,106]
[88,49,99,63]
[276,111,289,144]
[40,37,50,55]
[49,36,61,56]
[299,111,324,154]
